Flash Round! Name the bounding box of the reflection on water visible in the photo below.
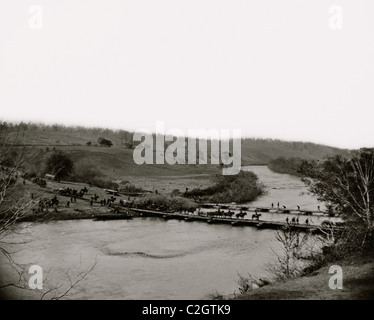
[0,166,335,299]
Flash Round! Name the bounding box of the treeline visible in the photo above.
[267,157,304,176]
[0,121,132,137]
[0,121,134,147]
[185,170,265,203]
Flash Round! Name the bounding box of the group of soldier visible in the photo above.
[285,216,309,225]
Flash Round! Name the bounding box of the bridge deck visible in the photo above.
[200,203,328,216]
[130,208,338,234]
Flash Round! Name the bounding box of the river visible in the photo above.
[0,166,337,299]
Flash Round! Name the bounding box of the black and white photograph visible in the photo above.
[0,0,373,308]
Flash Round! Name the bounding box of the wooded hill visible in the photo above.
[1,121,350,166]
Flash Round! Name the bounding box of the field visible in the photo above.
[18,145,218,193]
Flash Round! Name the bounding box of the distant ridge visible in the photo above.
[1,121,350,168]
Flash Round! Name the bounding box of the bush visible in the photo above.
[236,273,266,294]
[0,150,19,167]
[185,171,265,203]
[70,164,119,190]
[321,221,374,261]
[171,189,181,196]
[206,291,225,300]
[118,184,145,194]
[134,194,197,212]
[44,151,74,181]
[268,157,303,176]
[90,178,119,191]
[97,137,113,147]
[268,225,316,281]
[70,163,103,183]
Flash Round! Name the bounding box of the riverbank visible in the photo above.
[19,207,104,222]
[233,255,374,300]
[13,179,124,222]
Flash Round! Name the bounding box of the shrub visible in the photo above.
[185,171,265,203]
[321,221,374,261]
[119,184,145,194]
[44,151,74,181]
[268,157,303,176]
[134,194,197,212]
[90,178,119,191]
[71,163,102,182]
[97,137,113,147]
[171,189,181,196]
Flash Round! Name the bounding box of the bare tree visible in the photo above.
[0,125,38,295]
[0,123,96,299]
[269,225,313,281]
[39,259,97,300]
[0,125,33,239]
[299,148,374,249]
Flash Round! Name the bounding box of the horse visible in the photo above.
[236,211,247,219]
[225,211,234,218]
[252,212,261,220]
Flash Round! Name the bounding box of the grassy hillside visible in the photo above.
[2,122,350,166]
[234,255,374,300]
[17,145,219,193]
[0,121,352,191]
[241,138,350,165]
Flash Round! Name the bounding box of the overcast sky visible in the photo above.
[1,0,373,149]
